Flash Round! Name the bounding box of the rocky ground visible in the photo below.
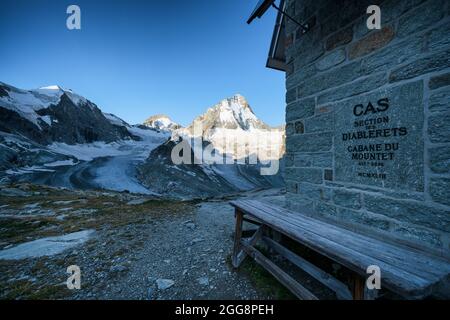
[0,184,304,300]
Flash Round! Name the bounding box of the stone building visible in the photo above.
[264,0,449,255]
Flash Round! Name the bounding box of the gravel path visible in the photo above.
[0,186,285,300]
[96,200,269,300]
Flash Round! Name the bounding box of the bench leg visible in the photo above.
[350,274,366,300]
[232,209,244,268]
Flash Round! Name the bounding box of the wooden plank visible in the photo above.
[263,236,353,300]
[364,285,379,300]
[246,201,433,288]
[254,199,450,266]
[243,215,262,226]
[231,199,448,259]
[251,200,450,283]
[252,200,450,281]
[243,226,263,246]
[232,208,244,268]
[350,274,366,300]
[231,200,433,297]
[235,226,263,267]
[240,241,318,300]
[236,200,450,283]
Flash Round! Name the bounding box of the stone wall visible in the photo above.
[283,0,450,254]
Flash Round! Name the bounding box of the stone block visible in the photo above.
[315,201,339,220]
[316,49,346,71]
[325,26,353,51]
[364,194,450,232]
[286,97,315,122]
[298,182,332,201]
[338,208,390,230]
[285,167,323,184]
[286,122,295,136]
[429,72,450,90]
[286,132,333,152]
[286,63,317,90]
[389,49,450,82]
[429,177,450,206]
[286,193,315,214]
[349,25,395,60]
[429,86,450,113]
[426,20,450,53]
[286,180,298,193]
[429,146,450,174]
[392,224,442,248]
[298,61,363,98]
[285,153,294,167]
[333,189,362,209]
[286,87,297,104]
[397,0,446,38]
[304,112,334,133]
[293,152,333,168]
[317,72,387,105]
[360,36,424,75]
[428,111,450,143]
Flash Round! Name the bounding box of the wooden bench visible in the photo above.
[230,199,450,300]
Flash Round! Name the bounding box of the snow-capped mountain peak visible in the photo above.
[143,114,180,132]
[185,94,270,134]
[170,94,284,163]
[215,94,260,130]
[38,85,62,90]
[36,85,88,107]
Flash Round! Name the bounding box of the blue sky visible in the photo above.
[0,0,285,126]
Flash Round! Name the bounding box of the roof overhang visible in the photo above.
[266,0,287,71]
[247,0,275,24]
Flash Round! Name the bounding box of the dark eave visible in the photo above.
[266,0,287,71]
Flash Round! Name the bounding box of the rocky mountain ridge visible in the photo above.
[0,82,135,145]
